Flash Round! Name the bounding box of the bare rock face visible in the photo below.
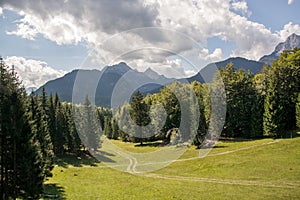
[259,33,300,65]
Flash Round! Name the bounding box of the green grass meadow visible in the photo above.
[44,133,300,199]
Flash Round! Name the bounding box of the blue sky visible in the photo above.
[0,0,299,88]
[247,0,299,31]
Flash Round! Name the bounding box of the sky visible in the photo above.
[0,0,300,89]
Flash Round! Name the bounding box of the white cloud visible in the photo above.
[184,69,197,77]
[0,7,3,16]
[199,48,224,62]
[288,0,294,5]
[1,0,300,77]
[4,56,66,89]
[231,0,252,17]
[277,22,300,41]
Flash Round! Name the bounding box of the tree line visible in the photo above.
[0,59,108,198]
[104,49,300,142]
[0,49,299,198]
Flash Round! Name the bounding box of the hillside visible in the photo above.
[36,62,173,107]
[188,57,265,83]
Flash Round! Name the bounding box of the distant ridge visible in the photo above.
[37,33,300,107]
[259,33,300,65]
[188,57,265,83]
[36,62,174,107]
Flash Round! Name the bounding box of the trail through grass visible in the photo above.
[44,135,300,199]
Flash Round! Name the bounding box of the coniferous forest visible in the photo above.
[0,49,300,199]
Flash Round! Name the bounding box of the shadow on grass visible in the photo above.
[44,183,66,199]
[213,145,228,149]
[219,130,300,142]
[55,154,101,168]
[134,141,163,147]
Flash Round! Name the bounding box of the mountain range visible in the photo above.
[36,33,300,107]
[259,33,300,65]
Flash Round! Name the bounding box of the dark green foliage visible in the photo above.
[264,49,300,137]
[115,105,130,142]
[249,66,269,138]
[29,94,54,178]
[104,116,112,139]
[191,82,207,147]
[296,93,300,129]
[64,104,82,154]
[249,93,264,138]
[130,91,150,145]
[219,64,258,138]
[82,96,101,151]
[0,59,45,198]
[111,118,119,140]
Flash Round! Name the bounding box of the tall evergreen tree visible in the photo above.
[264,49,300,137]
[30,94,54,177]
[111,118,119,140]
[130,91,150,145]
[296,93,300,129]
[55,100,68,155]
[82,96,100,151]
[191,81,207,147]
[65,103,82,154]
[0,58,45,199]
[104,116,112,139]
[220,64,255,137]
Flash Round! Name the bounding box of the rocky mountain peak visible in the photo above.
[259,33,300,65]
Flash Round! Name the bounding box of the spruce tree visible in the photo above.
[0,58,44,198]
[264,49,300,137]
[30,94,54,177]
[130,91,150,145]
[296,93,300,129]
[55,101,68,155]
[65,103,81,154]
[82,96,100,151]
[111,118,119,140]
[191,81,207,148]
[104,116,112,139]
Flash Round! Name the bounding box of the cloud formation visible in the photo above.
[231,0,252,17]
[199,48,224,62]
[288,0,294,5]
[4,56,66,89]
[1,0,299,78]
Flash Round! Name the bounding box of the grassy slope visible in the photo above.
[44,135,300,199]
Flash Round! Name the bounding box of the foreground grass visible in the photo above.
[44,135,300,199]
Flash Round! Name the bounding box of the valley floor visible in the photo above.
[44,133,300,199]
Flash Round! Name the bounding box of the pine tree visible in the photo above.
[191,81,207,148]
[130,91,150,145]
[0,58,45,198]
[30,94,54,177]
[55,100,68,155]
[104,116,112,139]
[65,103,82,154]
[264,49,300,137]
[82,96,100,151]
[111,118,119,140]
[219,64,255,138]
[115,105,130,142]
[250,67,268,138]
[296,93,300,129]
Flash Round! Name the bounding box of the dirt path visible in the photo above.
[64,139,300,189]
[66,139,282,171]
[141,173,299,189]
[175,140,281,162]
